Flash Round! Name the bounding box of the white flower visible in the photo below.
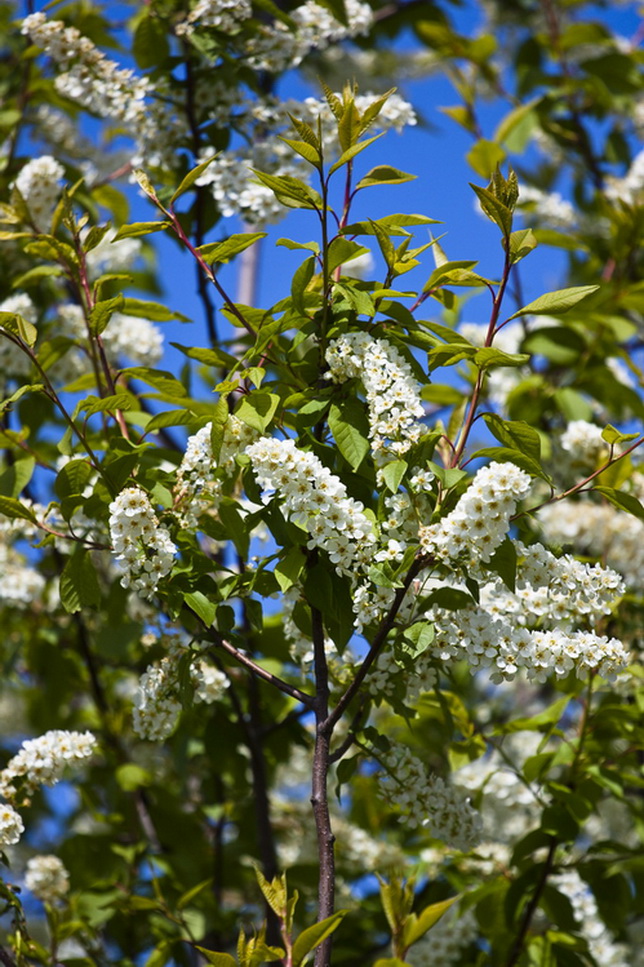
[0,803,24,846]
[25,855,70,903]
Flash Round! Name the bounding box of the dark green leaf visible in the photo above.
[328,398,370,470]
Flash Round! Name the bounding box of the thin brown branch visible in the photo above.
[205,631,314,708]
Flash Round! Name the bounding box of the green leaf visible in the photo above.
[60,549,102,613]
[185,591,216,627]
[115,763,152,792]
[55,459,93,499]
[342,214,440,237]
[274,547,306,592]
[328,133,384,175]
[521,327,585,365]
[197,233,267,265]
[252,171,323,210]
[482,537,517,593]
[373,960,410,967]
[276,238,320,254]
[0,457,35,499]
[403,896,459,948]
[483,415,541,461]
[466,139,506,178]
[194,951,236,967]
[0,311,37,348]
[133,12,169,68]
[112,221,170,240]
[278,136,321,166]
[326,238,369,275]
[472,446,547,479]
[122,367,187,398]
[474,346,530,368]
[78,394,137,417]
[0,495,38,524]
[508,227,538,264]
[170,154,220,205]
[380,459,408,493]
[291,256,316,315]
[292,911,347,966]
[470,183,513,235]
[506,285,599,321]
[235,392,280,433]
[601,424,640,446]
[328,399,370,470]
[121,298,191,323]
[593,486,644,522]
[89,294,124,336]
[400,621,435,659]
[356,165,416,190]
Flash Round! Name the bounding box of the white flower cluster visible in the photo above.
[539,498,644,588]
[419,461,532,565]
[22,14,150,127]
[513,540,625,622]
[133,637,230,740]
[56,303,163,369]
[560,419,606,465]
[108,487,176,598]
[246,437,375,576]
[0,540,46,608]
[245,0,373,72]
[552,870,628,967]
[380,745,482,851]
[133,659,182,741]
[605,148,644,207]
[0,730,96,802]
[517,185,577,230]
[12,155,64,230]
[432,597,626,685]
[368,646,437,706]
[326,331,426,458]
[191,661,229,704]
[25,855,70,903]
[196,151,303,226]
[0,803,25,847]
[175,417,258,527]
[177,0,253,36]
[407,905,478,967]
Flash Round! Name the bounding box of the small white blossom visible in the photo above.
[12,155,64,229]
[0,730,96,801]
[25,855,70,903]
[0,803,25,846]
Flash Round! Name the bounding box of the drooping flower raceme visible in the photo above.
[419,461,532,565]
[109,487,176,598]
[0,730,96,802]
[12,155,64,229]
[380,745,482,851]
[25,855,70,903]
[246,437,376,576]
[175,417,259,527]
[326,331,425,458]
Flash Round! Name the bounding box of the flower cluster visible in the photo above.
[108,487,176,598]
[419,461,532,564]
[431,598,627,685]
[177,0,253,36]
[57,303,163,368]
[380,745,482,851]
[133,659,182,742]
[25,855,70,903]
[12,155,64,229]
[133,636,230,740]
[175,417,258,527]
[22,14,150,127]
[0,803,24,847]
[407,905,478,967]
[539,498,644,588]
[245,0,373,73]
[560,419,607,465]
[326,331,425,458]
[0,730,96,802]
[552,870,628,967]
[246,437,376,576]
